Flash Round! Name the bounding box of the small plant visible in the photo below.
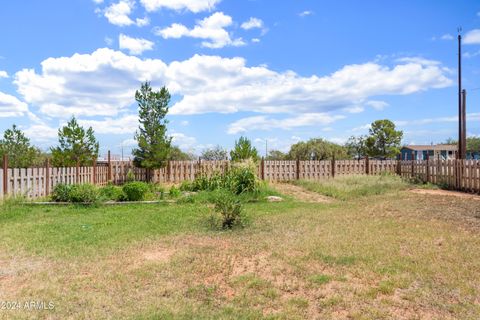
[210,190,246,229]
[122,181,149,201]
[68,184,99,204]
[169,186,181,198]
[126,169,135,182]
[51,183,73,202]
[99,184,125,201]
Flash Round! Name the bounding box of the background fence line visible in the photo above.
[2,154,480,199]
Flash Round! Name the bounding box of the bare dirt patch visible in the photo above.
[410,188,480,200]
[272,183,333,203]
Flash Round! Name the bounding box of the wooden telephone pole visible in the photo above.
[458,31,466,159]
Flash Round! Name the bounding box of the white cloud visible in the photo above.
[171,132,197,149]
[227,113,345,134]
[77,114,138,134]
[155,12,245,48]
[0,71,8,78]
[104,0,148,27]
[241,17,263,30]
[299,10,313,17]
[251,38,260,43]
[0,92,29,117]
[366,100,389,110]
[440,33,454,40]
[168,55,452,115]
[395,113,480,127]
[180,120,189,126]
[104,0,136,26]
[14,48,167,117]
[93,0,104,3]
[23,123,58,144]
[119,34,154,55]
[140,0,220,13]
[464,29,480,44]
[121,138,137,147]
[104,36,114,46]
[464,50,480,58]
[14,49,452,122]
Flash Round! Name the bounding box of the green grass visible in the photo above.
[293,174,409,200]
[1,177,480,319]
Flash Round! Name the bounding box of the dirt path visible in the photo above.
[271,183,333,203]
[410,188,480,200]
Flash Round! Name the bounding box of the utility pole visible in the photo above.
[458,30,464,159]
[462,89,467,157]
[265,139,268,158]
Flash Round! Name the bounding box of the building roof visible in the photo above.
[402,144,457,151]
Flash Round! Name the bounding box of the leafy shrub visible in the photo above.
[99,184,125,201]
[169,186,181,198]
[51,183,73,202]
[209,190,246,229]
[122,181,149,201]
[180,160,259,195]
[68,184,99,204]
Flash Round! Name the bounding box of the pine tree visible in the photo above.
[132,82,172,169]
[230,136,259,161]
[0,125,41,167]
[51,117,99,166]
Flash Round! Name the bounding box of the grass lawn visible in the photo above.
[1,176,480,319]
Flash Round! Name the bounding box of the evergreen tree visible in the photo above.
[230,136,259,161]
[51,117,99,166]
[0,124,41,167]
[132,82,172,169]
[365,119,403,159]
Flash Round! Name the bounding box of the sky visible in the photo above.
[1,0,480,158]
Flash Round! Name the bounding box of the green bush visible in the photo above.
[99,184,125,201]
[51,183,73,202]
[169,186,181,198]
[122,181,149,201]
[68,184,99,204]
[209,190,246,229]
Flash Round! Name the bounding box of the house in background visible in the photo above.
[400,144,457,160]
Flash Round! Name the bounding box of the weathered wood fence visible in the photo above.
[2,153,480,199]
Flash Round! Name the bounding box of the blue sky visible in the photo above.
[1,0,480,158]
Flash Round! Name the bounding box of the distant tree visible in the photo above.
[169,146,196,160]
[230,136,259,161]
[201,145,228,160]
[0,124,42,167]
[467,137,480,151]
[345,135,367,159]
[51,117,99,167]
[266,149,286,160]
[444,137,457,145]
[132,82,172,169]
[287,138,348,160]
[365,119,403,159]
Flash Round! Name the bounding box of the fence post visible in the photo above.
[296,158,300,180]
[331,155,336,178]
[45,158,50,196]
[261,157,265,180]
[425,153,430,183]
[365,156,370,175]
[3,154,8,197]
[107,150,112,183]
[76,160,80,184]
[411,151,415,177]
[167,160,171,183]
[396,155,401,176]
[92,157,97,185]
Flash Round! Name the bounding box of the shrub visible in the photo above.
[169,186,181,198]
[51,183,73,202]
[122,181,149,201]
[99,184,125,201]
[126,169,135,182]
[209,190,246,229]
[68,184,99,204]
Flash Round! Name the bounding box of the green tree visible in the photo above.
[0,125,42,167]
[132,82,172,169]
[365,119,403,159]
[201,145,228,160]
[230,136,259,161]
[51,117,99,167]
[287,138,348,160]
[169,146,196,160]
[266,149,286,160]
[467,137,480,151]
[345,135,367,159]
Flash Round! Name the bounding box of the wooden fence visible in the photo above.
[2,154,480,199]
